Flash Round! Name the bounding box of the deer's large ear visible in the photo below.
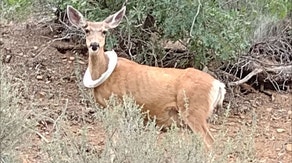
[103,6,126,29]
[67,5,87,28]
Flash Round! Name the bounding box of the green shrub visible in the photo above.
[1,0,291,67]
[50,0,291,68]
[0,0,33,21]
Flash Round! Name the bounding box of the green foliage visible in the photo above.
[261,0,292,18]
[189,2,251,66]
[2,0,291,67]
[0,0,33,21]
[51,0,290,68]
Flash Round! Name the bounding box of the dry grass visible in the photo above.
[40,95,258,163]
[0,60,258,162]
[0,64,36,162]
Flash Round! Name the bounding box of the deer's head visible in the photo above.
[67,6,126,54]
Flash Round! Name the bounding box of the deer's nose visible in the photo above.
[90,42,99,51]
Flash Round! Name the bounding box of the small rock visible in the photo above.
[77,60,86,65]
[0,38,4,45]
[36,75,43,80]
[62,59,67,62]
[209,128,217,132]
[69,56,75,61]
[271,95,275,101]
[4,55,12,63]
[286,144,292,152]
[240,115,245,119]
[38,91,46,98]
[227,122,236,126]
[85,107,96,114]
[33,46,38,50]
[276,128,285,133]
[5,47,11,52]
[263,132,270,138]
[266,108,273,112]
[68,61,72,64]
[48,94,54,99]
[288,110,292,115]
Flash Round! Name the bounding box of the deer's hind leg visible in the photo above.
[177,91,215,148]
[182,108,214,147]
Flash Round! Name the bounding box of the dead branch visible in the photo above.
[228,68,263,86]
[228,65,292,87]
[265,65,292,73]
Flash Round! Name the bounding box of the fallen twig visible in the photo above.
[228,65,292,87]
[228,68,263,86]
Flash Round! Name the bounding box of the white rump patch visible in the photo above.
[83,50,118,88]
[209,80,226,115]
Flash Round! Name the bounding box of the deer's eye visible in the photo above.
[102,31,107,35]
[85,29,90,34]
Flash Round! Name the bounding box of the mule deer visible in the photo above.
[67,5,226,147]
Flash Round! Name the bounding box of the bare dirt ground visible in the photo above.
[1,19,291,163]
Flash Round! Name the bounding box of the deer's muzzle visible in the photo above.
[90,42,100,51]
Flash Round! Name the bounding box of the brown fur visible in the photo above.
[67,5,226,147]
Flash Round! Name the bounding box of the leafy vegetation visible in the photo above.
[0,0,34,21]
[50,0,291,68]
[2,0,289,67]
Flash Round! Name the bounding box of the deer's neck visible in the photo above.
[88,49,109,80]
[83,49,118,88]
